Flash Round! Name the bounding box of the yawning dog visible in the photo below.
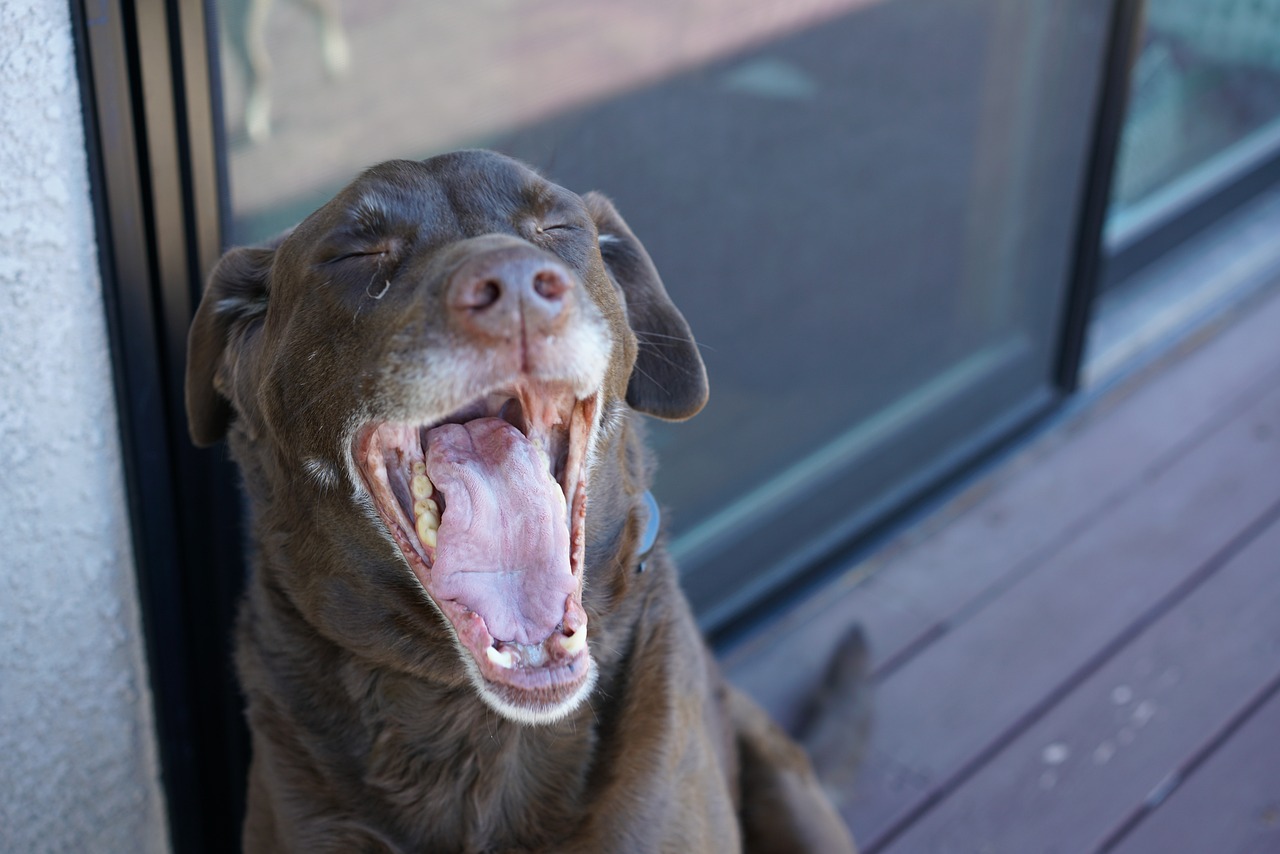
[187,150,857,852]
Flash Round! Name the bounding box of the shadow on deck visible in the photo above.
[723,276,1280,853]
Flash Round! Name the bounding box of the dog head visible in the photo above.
[187,151,706,723]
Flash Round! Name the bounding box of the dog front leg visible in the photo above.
[728,687,859,854]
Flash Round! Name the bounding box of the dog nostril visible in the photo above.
[472,279,502,310]
[532,270,568,301]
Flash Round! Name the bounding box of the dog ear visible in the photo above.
[583,192,708,421]
[185,241,277,446]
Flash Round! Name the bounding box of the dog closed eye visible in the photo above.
[325,249,390,263]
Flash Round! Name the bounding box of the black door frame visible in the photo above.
[71,2,246,852]
[71,1,1144,850]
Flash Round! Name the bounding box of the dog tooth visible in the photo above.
[413,498,439,520]
[410,473,433,499]
[486,645,516,669]
[416,515,438,547]
[412,460,426,476]
[558,629,587,656]
[415,509,439,531]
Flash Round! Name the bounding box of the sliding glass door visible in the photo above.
[216,0,1116,628]
[77,1,1140,849]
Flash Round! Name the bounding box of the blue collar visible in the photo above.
[637,490,660,572]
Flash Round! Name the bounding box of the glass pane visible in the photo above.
[216,0,1112,623]
[1109,0,1280,240]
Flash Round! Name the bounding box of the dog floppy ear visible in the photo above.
[583,192,708,421]
[185,240,277,447]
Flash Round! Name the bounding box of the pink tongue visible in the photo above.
[424,417,574,645]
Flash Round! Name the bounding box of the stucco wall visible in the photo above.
[0,1,170,851]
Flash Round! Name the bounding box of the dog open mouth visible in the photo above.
[356,383,597,719]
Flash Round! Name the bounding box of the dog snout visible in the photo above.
[448,247,575,341]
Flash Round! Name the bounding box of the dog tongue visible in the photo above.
[424,417,574,646]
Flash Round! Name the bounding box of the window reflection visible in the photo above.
[217,0,1112,619]
[1109,1,1280,237]
[219,0,878,241]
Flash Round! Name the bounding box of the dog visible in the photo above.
[186,150,858,853]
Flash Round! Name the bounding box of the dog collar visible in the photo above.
[637,490,661,572]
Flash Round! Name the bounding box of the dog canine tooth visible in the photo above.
[486,645,516,669]
[558,628,587,656]
[410,473,433,499]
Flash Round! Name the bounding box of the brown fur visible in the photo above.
[187,150,856,853]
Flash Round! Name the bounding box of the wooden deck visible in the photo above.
[723,278,1280,853]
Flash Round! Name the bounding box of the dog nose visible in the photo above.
[448,248,574,340]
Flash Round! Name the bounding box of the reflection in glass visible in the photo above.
[219,0,873,240]
[217,0,1112,621]
[1109,0,1280,240]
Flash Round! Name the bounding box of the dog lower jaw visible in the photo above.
[355,386,599,723]
[470,653,599,726]
[437,589,594,721]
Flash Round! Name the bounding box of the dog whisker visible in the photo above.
[628,362,669,394]
[636,341,703,377]
[634,330,716,353]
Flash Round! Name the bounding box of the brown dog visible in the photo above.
[186,150,857,853]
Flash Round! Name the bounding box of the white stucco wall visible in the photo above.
[0,1,170,851]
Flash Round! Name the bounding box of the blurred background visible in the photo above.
[211,0,1280,627]
[221,0,1101,628]
[4,0,1280,851]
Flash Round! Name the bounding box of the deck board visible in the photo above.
[845,376,1280,849]
[878,509,1280,853]
[1106,680,1280,854]
[720,280,1280,852]
[724,286,1280,735]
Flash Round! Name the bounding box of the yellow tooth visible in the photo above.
[558,629,587,656]
[411,460,426,476]
[486,645,515,669]
[413,498,439,520]
[417,515,438,547]
[410,473,432,499]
